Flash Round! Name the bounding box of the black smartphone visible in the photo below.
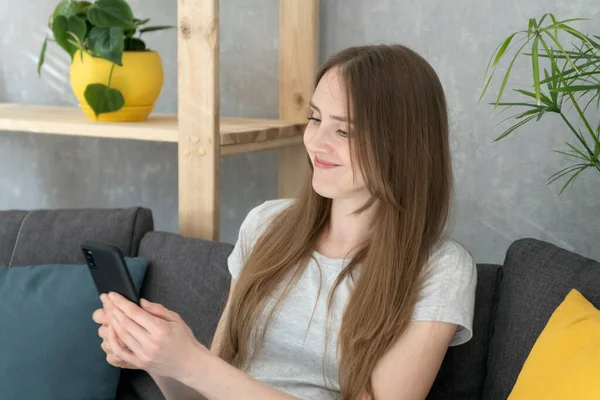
[81,241,140,305]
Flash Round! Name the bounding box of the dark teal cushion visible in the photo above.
[0,257,148,400]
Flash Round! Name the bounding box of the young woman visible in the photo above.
[94,44,477,400]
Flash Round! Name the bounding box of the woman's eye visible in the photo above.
[308,116,321,124]
[337,129,348,137]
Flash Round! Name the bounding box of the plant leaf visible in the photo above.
[515,108,541,119]
[554,150,589,162]
[493,40,531,110]
[490,102,541,108]
[134,18,151,26]
[545,31,578,73]
[124,27,137,38]
[565,142,592,161]
[551,84,600,93]
[543,18,589,29]
[86,0,134,29]
[37,38,48,76]
[549,13,558,39]
[88,26,125,65]
[528,18,536,40]
[51,15,88,58]
[544,68,558,104]
[52,0,82,19]
[532,36,541,105]
[84,83,125,116]
[493,33,518,68]
[139,25,176,34]
[558,166,587,193]
[547,163,588,184]
[67,15,87,42]
[558,24,595,50]
[51,16,75,58]
[514,89,555,107]
[494,115,537,141]
[125,37,146,51]
[549,164,587,194]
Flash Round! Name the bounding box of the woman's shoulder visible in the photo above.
[426,238,476,278]
[429,237,473,263]
[243,198,296,228]
[415,238,477,346]
[238,199,296,243]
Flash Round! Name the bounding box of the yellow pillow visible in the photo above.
[508,289,600,399]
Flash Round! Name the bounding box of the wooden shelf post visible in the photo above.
[177,0,220,240]
[278,0,319,199]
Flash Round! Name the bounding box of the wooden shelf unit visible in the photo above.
[0,104,305,156]
[0,0,318,240]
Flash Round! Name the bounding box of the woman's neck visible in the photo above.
[316,196,377,259]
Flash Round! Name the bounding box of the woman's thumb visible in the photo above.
[140,299,171,318]
[141,299,180,321]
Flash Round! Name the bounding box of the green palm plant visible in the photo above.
[480,14,600,193]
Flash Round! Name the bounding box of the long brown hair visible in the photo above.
[219,44,452,399]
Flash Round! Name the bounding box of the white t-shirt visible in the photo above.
[228,199,477,400]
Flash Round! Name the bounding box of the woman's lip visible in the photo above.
[314,156,339,169]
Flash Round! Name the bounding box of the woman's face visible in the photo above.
[303,68,368,200]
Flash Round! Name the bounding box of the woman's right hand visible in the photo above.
[92,294,137,370]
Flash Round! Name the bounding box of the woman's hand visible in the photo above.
[93,298,136,370]
[103,292,208,382]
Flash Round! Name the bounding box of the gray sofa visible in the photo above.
[1,206,599,400]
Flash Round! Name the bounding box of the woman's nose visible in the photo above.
[305,126,334,153]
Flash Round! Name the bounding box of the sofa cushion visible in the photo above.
[428,263,502,400]
[117,232,233,400]
[508,289,600,399]
[0,257,148,400]
[0,207,153,266]
[0,211,28,265]
[483,238,600,399]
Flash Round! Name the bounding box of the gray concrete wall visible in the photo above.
[1,0,598,263]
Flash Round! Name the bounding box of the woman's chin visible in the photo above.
[311,180,342,199]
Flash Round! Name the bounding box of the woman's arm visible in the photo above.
[177,321,455,400]
[106,291,455,400]
[180,349,299,400]
[367,320,457,400]
[148,279,237,400]
[149,374,201,400]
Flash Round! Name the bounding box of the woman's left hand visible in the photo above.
[104,292,208,382]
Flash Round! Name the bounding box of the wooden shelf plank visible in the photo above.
[0,104,305,150]
[0,103,178,142]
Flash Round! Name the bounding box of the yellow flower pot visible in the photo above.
[70,50,164,122]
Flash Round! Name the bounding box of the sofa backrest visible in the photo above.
[117,231,233,400]
[0,207,153,266]
[483,238,600,399]
[427,263,502,400]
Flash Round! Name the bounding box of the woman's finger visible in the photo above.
[101,339,111,354]
[111,313,145,356]
[140,299,180,322]
[112,306,154,344]
[106,354,128,369]
[108,326,138,368]
[98,324,109,340]
[109,292,161,333]
[92,308,108,325]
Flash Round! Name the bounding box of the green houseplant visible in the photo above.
[38,0,173,121]
[479,14,600,193]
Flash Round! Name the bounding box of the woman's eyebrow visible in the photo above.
[309,100,349,123]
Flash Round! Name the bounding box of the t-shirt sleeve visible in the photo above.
[411,240,477,346]
[227,199,295,281]
[227,206,260,281]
